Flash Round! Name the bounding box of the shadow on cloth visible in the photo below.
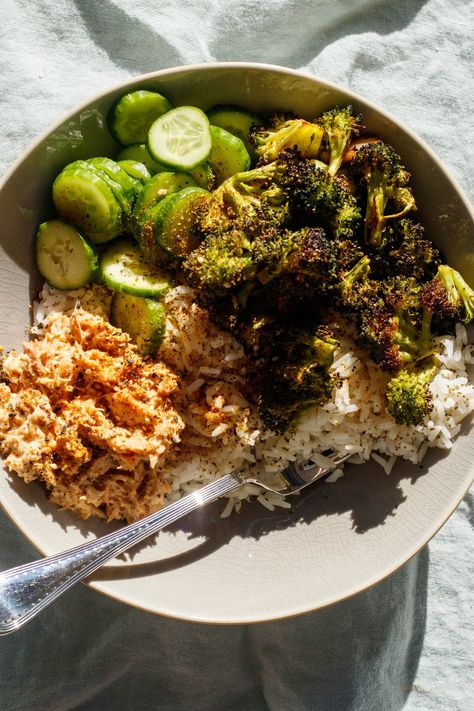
[0,508,429,711]
[205,0,429,67]
[72,0,182,73]
[71,1,428,72]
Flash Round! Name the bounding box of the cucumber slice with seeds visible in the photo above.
[108,90,173,145]
[147,106,212,172]
[117,144,166,174]
[52,168,123,243]
[208,125,251,184]
[100,238,170,298]
[111,292,166,355]
[36,220,98,290]
[207,104,263,155]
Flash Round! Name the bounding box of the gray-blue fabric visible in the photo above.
[0,1,472,709]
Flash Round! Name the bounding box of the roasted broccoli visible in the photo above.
[386,362,437,425]
[252,226,334,287]
[251,116,324,163]
[277,151,362,241]
[184,228,256,293]
[174,106,472,433]
[184,164,292,294]
[254,325,340,432]
[197,162,288,237]
[314,105,362,176]
[337,259,432,370]
[370,219,441,282]
[421,264,474,325]
[351,142,416,247]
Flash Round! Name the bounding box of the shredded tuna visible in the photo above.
[0,309,184,522]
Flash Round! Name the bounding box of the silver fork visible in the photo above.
[0,452,350,635]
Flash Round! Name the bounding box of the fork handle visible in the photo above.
[0,471,244,635]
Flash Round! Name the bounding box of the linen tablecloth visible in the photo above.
[0,1,472,709]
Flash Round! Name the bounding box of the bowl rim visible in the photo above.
[0,62,473,623]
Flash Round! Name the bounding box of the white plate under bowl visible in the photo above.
[0,63,473,624]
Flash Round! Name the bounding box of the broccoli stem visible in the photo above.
[364,170,390,246]
[342,254,371,286]
[438,264,474,323]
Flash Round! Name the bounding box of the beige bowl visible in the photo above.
[0,63,473,623]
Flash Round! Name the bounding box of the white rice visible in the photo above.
[32,282,474,517]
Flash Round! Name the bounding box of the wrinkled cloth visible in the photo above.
[0,1,473,709]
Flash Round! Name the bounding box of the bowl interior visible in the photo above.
[0,64,473,623]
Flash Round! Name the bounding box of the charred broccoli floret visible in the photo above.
[351,142,416,247]
[184,229,255,293]
[421,264,474,325]
[252,226,334,287]
[251,116,324,163]
[371,219,441,281]
[255,325,340,432]
[184,165,291,294]
[386,363,437,425]
[197,163,288,237]
[314,105,363,176]
[277,152,362,241]
[337,253,375,306]
[337,259,431,370]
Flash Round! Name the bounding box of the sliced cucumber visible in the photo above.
[35,220,98,290]
[87,157,138,217]
[108,90,173,145]
[52,168,123,243]
[149,186,209,259]
[100,238,170,298]
[147,106,212,172]
[189,162,216,190]
[111,292,166,355]
[117,160,151,183]
[132,171,197,221]
[208,125,251,184]
[88,158,138,198]
[207,104,263,156]
[117,144,166,174]
[60,158,135,223]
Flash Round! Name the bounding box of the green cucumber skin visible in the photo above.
[52,168,123,244]
[100,238,170,298]
[117,160,151,184]
[59,159,133,226]
[36,220,99,290]
[111,292,166,355]
[132,172,197,222]
[151,186,209,260]
[88,157,138,197]
[208,125,251,184]
[108,90,174,145]
[136,200,170,265]
[85,163,133,219]
[207,104,263,156]
[117,144,167,174]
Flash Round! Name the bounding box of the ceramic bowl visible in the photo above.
[0,63,473,623]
